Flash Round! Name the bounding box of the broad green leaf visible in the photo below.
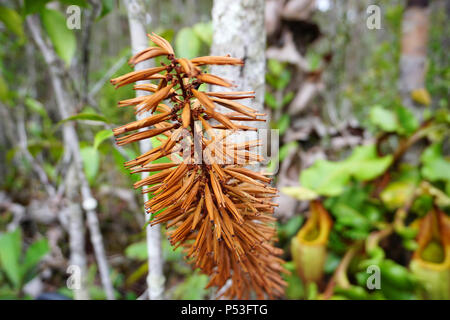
[175,28,201,59]
[41,9,76,66]
[421,143,450,182]
[125,241,147,261]
[381,181,416,210]
[346,145,393,181]
[192,22,212,46]
[301,144,392,196]
[369,105,418,135]
[395,105,418,134]
[22,238,49,281]
[80,146,100,184]
[0,229,22,288]
[0,6,24,40]
[173,273,209,300]
[370,105,397,132]
[94,129,113,149]
[301,160,350,196]
[284,271,305,300]
[24,0,50,15]
[281,186,319,201]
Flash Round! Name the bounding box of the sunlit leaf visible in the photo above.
[370,105,397,132]
[0,6,24,40]
[301,144,392,196]
[0,229,22,289]
[41,9,76,66]
[281,186,319,201]
[80,146,100,184]
[192,22,212,46]
[380,181,416,210]
[421,143,450,183]
[175,27,201,59]
[22,238,49,282]
[94,129,113,149]
[125,241,147,260]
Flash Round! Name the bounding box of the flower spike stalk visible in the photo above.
[111,33,286,299]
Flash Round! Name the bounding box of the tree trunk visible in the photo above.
[399,0,430,119]
[210,0,267,159]
[124,0,165,300]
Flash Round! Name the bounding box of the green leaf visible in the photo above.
[24,0,51,15]
[421,143,450,183]
[277,114,290,135]
[381,181,416,210]
[22,239,49,281]
[281,186,319,201]
[192,22,212,46]
[370,105,397,132]
[0,6,24,40]
[265,92,278,109]
[175,28,201,59]
[267,59,284,76]
[41,9,76,66]
[282,91,295,106]
[94,129,113,149]
[284,271,305,300]
[301,160,351,196]
[277,215,304,240]
[98,0,114,19]
[395,105,419,134]
[173,272,210,300]
[369,105,418,135]
[301,144,392,196]
[25,98,48,119]
[58,113,109,126]
[80,146,100,184]
[279,141,298,162]
[0,229,22,288]
[125,241,147,261]
[345,144,393,181]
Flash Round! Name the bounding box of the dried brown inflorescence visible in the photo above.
[111,33,287,299]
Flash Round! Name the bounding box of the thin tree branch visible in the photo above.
[124,0,165,300]
[26,15,115,300]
